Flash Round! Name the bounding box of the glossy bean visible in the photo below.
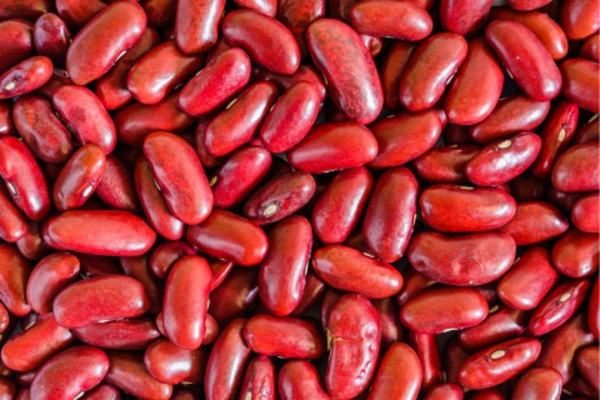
[73,318,160,351]
[0,184,27,243]
[26,252,79,314]
[499,201,568,245]
[144,339,208,385]
[580,34,600,62]
[552,228,598,278]
[148,241,197,279]
[512,367,563,400]
[350,0,432,40]
[572,193,599,233]
[552,141,599,193]
[0,244,31,316]
[409,332,443,392]
[560,58,599,113]
[458,306,529,352]
[208,268,259,326]
[440,0,492,36]
[0,20,34,75]
[368,342,421,400]
[55,0,106,30]
[413,144,481,184]
[175,0,224,54]
[277,360,330,400]
[33,13,69,66]
[577,345,599,392]
[238,355,275,400]
[560,0,600,40]
[0,56,53,99]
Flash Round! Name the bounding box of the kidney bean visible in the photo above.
[371,297,402,350]
[175,0,223,54]
[512,367,563,400]
[445,38,503,125]
[30,346,109,400]
[413,144,480,184]
[105,351,172,400]
[0,378,15,400]
[563,376,598,398]
[560,0,599,40]
[350,0,432,40]
[423,383,463,400]
[499,201,568,245]
[95,154,139,212]
[326,294,380,399]
[0,20,34,75]
[119,255,163,315]
[76,253,122,278]
[588,277,599,340]
[252,64,327,103]
[367,342,421,400]
[395,266,437,307]
[307,18,383,124]
[43,210,156,256]
[0,184,27,243]
[33,13,69,66]
[209,267,259,326]
[236,355,275,400]
[0,244,31,316]
[552,228,598,278]
[79,384,120,400]
[147,241,195,279]
[54,0,106,30]
[0,101,14,137]
[277,360,330,400]
[205,81,278,157]
[143,339,207,385]
[379,41,415,110]
[277,0,325,58]
[572,193,600,233]
[143,131,213,225]
[577,345,599,392]
[16,220,49,261]
[440,0,492,36]
[0,55,53,99]
[560,58,599,113]
[443,336,472,385]
[409,332,443,392]
[66,0,146,85]
[506,0,552,9]
[535,312,596,383]
[580,34,600,62]
[399,32,468,112]
[204,319,251,400]
[72,318,159,351]
[552,141,599,193]
[407,231,515,286]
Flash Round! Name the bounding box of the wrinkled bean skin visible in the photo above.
[0,245,32,317]
[560,0,600,40]
[205,319,252,400]
[277,360,330,400]
[243,315,325,359]
[408,231,516,286]
[499,201,568,246]
[144,339,207,385]
[0,136,50,221]
[350,0,432,40]
[259,215,312,316]
[312,167,373,244]
[485,20,561,101]
[238,355,275,400]
[66,1,147,85]
[307,18,383,124]
[73,318,160,351]
[401,287,488,334]
[398,32,468,112]
[552,141,599,193]
[368,342,421,400]
[222,9,300,75]
[362,167,418,263]
[497,247,560,310]
[175,0,224,54]
[577,345,599,392]
[420,185,516,233]
[458,337,542,390]
[43,210,156,256]
[26,252,79,314]
[0,20,34,75]
[0,56,53,99]
[163,255,212,350]
[552,228,599,278]
[560,58,599,113]
[30,346,109,400]
[53,275,150,329]
[326,294,380,399]
[512,367,563,400]
[445,38,503,125]
[313,245,403,298]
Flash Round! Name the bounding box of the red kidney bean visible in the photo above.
[413,144,480,184]
[497,247,560,310]
[512,367,563,400]
[0,101,14,137]
[66,0,146,85]
[0,55,53,99]
[420,185,516,232]
[203,313,220,345]
[186,209,268,266]
[588,276,599,340]
[243,170,316,225]
[0,20,34,75]
[445,38,503,125]
[560,0,599,40]
[312,167,372,244]
[443,336,472,385]
[205,81,279,157]
[16,220,50,261]
[560,58,599,113]
[235,0,277,16]
[95,154,139,212]
[326,294,380,399]
[238,355,275,400]
[53,274,150,328]
[222,9,300,75]
[13,94,74,163]
[52,144,106,211]
[179,48,251,117]
[277,0,326,58]
[0,184,27,243]
[577,345,599,392]
[30,345,109,400]
[313,244,403,298]
[259,215,311,316]
[143,131,213,225]
[205,319,251,400]
[278,360,330,400]
[401,286,488,334]
[192,119,226,168]
[580,34,600,62]
[469,94,550,144]
[290,271,325,317]
[243,314,325,359]
[506,0,551,10]
[43,210,156,256]
[535,312,596,383]
[552,141,599,193]
[73,318,160,351]
[127,40,204,105]
[208,267,259,326]
[423,383,464,400]
[0,244,31,317]
[399,32,468,112]
[287,121,377,173]
[486,19,562,101]
[1,313,74,372]
[120,255,163,315]
[407,231,516,286]
[380,41,415,110]
[0,378,15,400]
[33,13,69,66]
[369,109,442,169]
[459,337,542,390]
[25,252,79,314]
[76,253,122,278]
[563,376,598,398]
[465,132,542,186]
[409,332,443,392]
[163,255,211,350]
[572,193,600,233]
[443,1,493,35]
[2,1,50,21]
[499,201,568,245]
[104,351,172,400]
[552,228,598,278]
[350,0,432,40]
[148,241,197,279]
[362,167,418,262]
[395,266,437,307]
[53,85,117,154]
[144,339,208,385]
[55,0,106,30]
[307,18,383,124]
[252,64,328,103]
[367,342,421,400]
[175,0,224,54]
[79,384,120,400]
[529,278,591,336]
[373,297,403,350]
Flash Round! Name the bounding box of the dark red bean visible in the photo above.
[144,339,208,385]
[552,141,599,193]
[73,318,160,351]
[238,355,276,400]
[498,201,568,245]
[409,332,443,392]
[0,20,34,75]
[560,58,599,113]
[350,0,432,40]
[175,0,224,54]
[512,367,563,400]
[0,56,53,99]
[552,228,599,278]
[368,342,421,400]
[208,267,259,326]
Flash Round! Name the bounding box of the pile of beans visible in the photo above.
[0,0,597,398]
